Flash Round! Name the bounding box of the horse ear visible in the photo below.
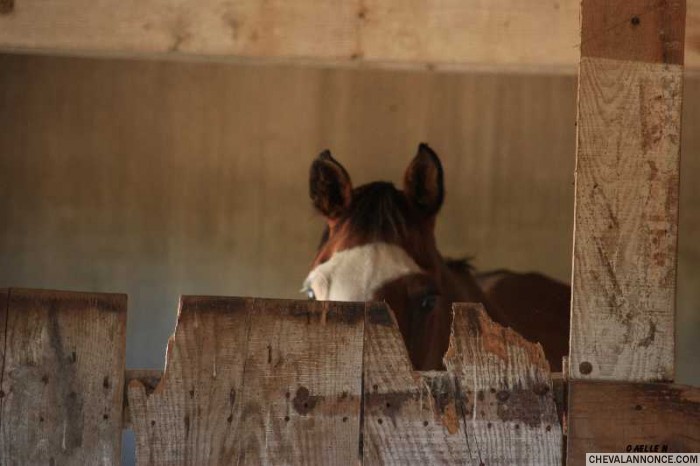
[403,143,444,217]
[309,150,353,221]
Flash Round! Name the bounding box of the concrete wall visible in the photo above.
[0,54,697,386]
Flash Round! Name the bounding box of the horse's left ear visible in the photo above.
[403,143,444,217]
[309,150,353,223]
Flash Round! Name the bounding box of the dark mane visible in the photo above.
[318,182,416,249]
[317,182,478,272]
[445,257,475,273]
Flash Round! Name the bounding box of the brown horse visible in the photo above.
[302,144,570,371]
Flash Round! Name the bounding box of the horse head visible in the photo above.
[302,144,490,369]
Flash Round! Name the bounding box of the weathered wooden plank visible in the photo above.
[570,0,685,382]
[566,381,700,465]
[0,0,579,72]
[356,0,580,71]
[128,296,252,465]
[128,297,365,465]
[235,299,364,465]
[581,0,686,65]
[0,288,127,466]
[363,302,470,464]
[445,303,562,466]
[3,0,700,70]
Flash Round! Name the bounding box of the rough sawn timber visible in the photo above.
[445,303,562,466]
[128,297,251,465]
[0,0,580,71]
[127,297,365,465]
[566,381,700,465]
[2,0,700,70]
[570,0,685,382]
[126,298,563,465]
[362,302,470,464]
[0,288,127,466]
[234,299,364,464]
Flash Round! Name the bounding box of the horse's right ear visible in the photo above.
[309,150,353,222]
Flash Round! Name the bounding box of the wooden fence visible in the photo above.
[0,288,565,465]
[1,287,698,465]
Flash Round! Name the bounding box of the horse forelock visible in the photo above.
[344,182,413,242]
[313,181,434,269]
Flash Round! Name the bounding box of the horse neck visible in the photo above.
[436,259,512,328]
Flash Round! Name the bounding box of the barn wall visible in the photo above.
[0,54,697,387]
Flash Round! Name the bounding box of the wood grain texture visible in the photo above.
[128,296,251,465]
[581,0,686,64]
[0,290,563,463]
[0,0,593,71]
[0,288,127,466]
[566,381,700,465]
[121,369,569,431]
[128,297,365,465]
[571,56,683,382]
[2,0,700,70]
[445,303,562,466]
[235,299,364,465]
[363,302,469,464]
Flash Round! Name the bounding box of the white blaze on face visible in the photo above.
[303,242,422,301]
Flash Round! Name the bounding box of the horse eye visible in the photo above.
[306,288,316,300]
[420,294,438,312]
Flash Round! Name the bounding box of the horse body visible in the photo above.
[303,144,569,371]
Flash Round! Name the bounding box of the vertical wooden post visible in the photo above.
[570,0,686,383]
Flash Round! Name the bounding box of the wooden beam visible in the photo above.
[0,0,698,71]
[570,0,685,382]
[566,381,700,465]
[0,0,575,71]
